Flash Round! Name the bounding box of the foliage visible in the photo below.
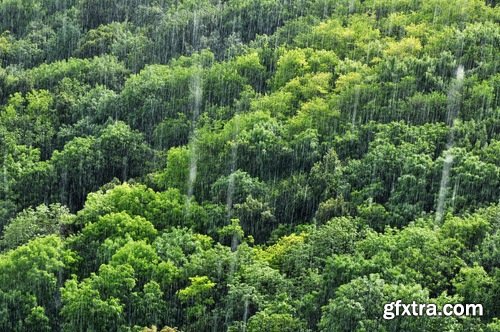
[0,0,499,330]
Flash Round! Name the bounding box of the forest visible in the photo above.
[0,0,499,331]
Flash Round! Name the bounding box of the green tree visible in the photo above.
[1,203,70,250]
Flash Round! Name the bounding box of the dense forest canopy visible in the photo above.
[0,0,499,331]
